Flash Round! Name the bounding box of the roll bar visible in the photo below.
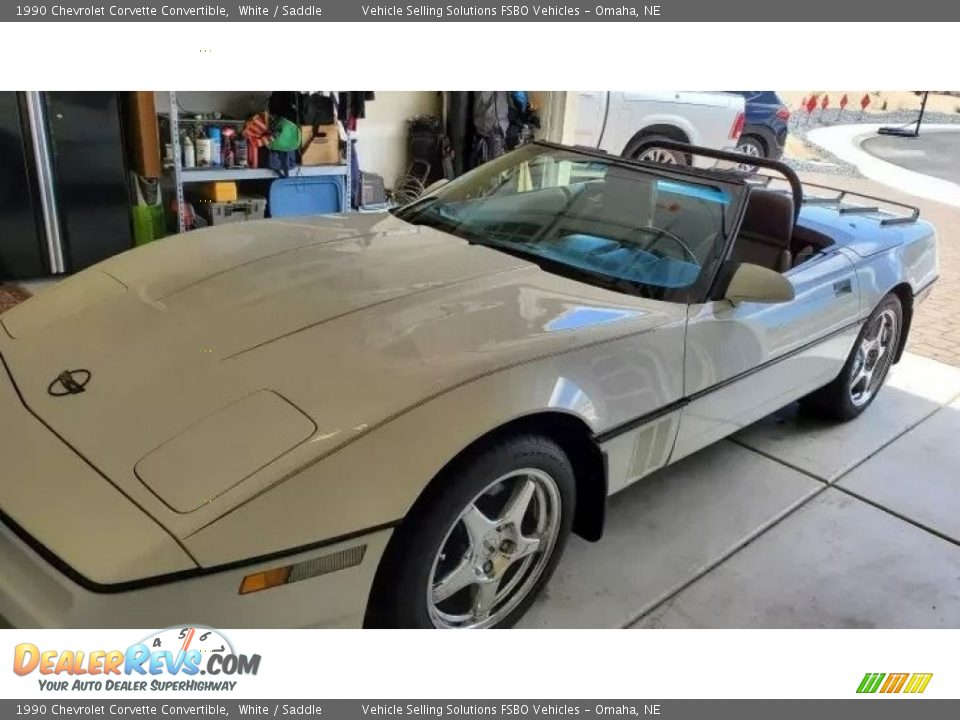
[632,139,804,222]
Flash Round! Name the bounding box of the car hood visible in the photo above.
[0,213,673,543]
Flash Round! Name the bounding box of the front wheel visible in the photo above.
[365,434,575,629]
[801,293,903,420]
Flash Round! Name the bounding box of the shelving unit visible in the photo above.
[165,91,351,233]
[179,165,349,183]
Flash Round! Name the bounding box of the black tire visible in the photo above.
[736,135,768,158]
[734,135,767,173]
[625,134,689,166]
[801,293,903,421]
[364,433,576,629]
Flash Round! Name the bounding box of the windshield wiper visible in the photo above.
[391,194,443,222]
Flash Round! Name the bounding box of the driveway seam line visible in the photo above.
[620,483,829,629]
[828,404,948,484]
[831,484,960,550]
[728,437,830,484]
[733,398,947,487]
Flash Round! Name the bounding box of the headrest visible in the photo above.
[740,190,794,248]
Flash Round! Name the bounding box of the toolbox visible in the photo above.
[201,197,267,226]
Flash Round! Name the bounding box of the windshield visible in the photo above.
[393,144,741,299]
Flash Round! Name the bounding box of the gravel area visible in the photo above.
[783,108,960,177]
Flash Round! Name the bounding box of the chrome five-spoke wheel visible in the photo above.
[364,434,574,629]
[849,307,898,407]
[799,293,903,421]
[428,469,561,629]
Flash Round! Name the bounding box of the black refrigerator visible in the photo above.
[0,91,133,281]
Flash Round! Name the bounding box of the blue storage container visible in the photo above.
[269,175,345,218]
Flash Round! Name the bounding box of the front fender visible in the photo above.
[182,362,603,567]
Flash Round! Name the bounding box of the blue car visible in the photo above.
[728,91,790,161]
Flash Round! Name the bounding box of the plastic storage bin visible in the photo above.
[269,176,345,218]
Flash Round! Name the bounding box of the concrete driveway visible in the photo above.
[522,352,960,628]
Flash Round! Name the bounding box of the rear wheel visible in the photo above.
[735,135,766,172]
[365,434,575,629]
[801,294,902,420]
[627,134,689,166]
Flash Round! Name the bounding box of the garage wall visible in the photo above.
[355,92,440,187]
[530,91,578,144]
[154,91,439,189]
[154,91,271,119]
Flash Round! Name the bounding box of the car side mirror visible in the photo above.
[724,263,795,305]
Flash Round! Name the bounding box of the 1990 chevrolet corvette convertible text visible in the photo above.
[0,142,938,628]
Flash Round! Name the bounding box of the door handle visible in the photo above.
[833,279,853,296]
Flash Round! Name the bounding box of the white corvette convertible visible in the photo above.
[0,142,937,629]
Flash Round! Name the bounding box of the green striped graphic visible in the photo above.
[857,673,886,693]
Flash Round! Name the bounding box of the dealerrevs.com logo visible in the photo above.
[13,627,261,693]
[857,672,933,695]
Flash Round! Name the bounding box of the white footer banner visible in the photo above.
[0,628,956,700]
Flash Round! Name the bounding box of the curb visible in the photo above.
[805,124,960,208]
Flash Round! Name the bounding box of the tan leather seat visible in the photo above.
[731,190,794,273]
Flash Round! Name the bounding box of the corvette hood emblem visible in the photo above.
[48,369,91,396]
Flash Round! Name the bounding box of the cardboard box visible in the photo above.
[300,124,342,166]
[126,91,162,178]
[200,181,238,202]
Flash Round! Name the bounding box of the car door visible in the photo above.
[671,248,862,461]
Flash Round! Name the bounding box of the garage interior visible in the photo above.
[0,90,569,281]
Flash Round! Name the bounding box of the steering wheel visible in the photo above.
[628,226,699,264]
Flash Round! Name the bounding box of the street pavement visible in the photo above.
[862,131,960,185]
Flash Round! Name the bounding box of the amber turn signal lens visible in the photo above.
[239,566,292,595]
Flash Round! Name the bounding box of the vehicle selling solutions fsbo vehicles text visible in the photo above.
[360,5,581,17]
[359,705,659,716]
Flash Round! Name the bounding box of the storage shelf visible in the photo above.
[177,117,246,126]
[178,165,348,183]
[166,91,351,232]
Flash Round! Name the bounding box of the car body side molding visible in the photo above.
[594,316,866,444]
